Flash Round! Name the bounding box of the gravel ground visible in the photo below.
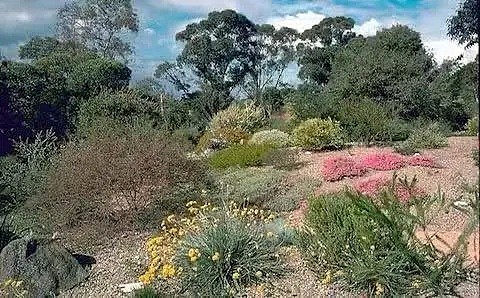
[59,137,479,297]
[60,231,150,298]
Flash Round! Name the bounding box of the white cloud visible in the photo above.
[353,18,382,36]
[425,39,478,64]
[144,28,155,35]
[266,11,325,33]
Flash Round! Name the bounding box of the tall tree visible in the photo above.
[447,0,479,48]
[297,17,356,86]
[175,10,258,100]
[56,0,139,61]
[447,0,479,115]
[326,25,435,118]
[242,25,299,104]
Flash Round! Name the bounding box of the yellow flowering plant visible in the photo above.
[139,200,286,296]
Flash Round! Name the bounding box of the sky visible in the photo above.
[0,0,478,81]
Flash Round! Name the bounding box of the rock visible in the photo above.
[118,282,143,293]
[0,237,89,297]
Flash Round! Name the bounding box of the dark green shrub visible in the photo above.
[382,117,413,142]
[292,118,343,150]
[297,182,478,296]
[286,84,338,124]
[0,216,19,252]
[176,217,285,297]
[337,99,391,144]
[208,144,273,169]
[75,88,162,139]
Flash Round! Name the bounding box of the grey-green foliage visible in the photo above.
[216,167,318,212]
[395,122,448,155]
[0,129,57,210]
[176,217,285,297]
[297,180,478,296]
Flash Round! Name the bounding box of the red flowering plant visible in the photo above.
[322,156,367,182]
[354,174,425,203]
[358,152,405,171]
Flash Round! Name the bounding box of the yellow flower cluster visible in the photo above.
[321,270,332,285]
[1,278,27,298]
[139,200,277,285]
[188,248,201,262]
[226,201,277,223]
[375,282,384,296]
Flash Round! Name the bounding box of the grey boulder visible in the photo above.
[0,237,89,297]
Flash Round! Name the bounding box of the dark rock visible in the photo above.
[0,236,89,297]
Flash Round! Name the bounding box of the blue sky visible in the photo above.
[0,0,477,81]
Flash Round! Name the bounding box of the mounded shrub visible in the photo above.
[395,122,448,155]
[248,129,291,148]
[216,167,318,212]
[35,130,211,241]
[292,118,343,150]
[208,144,273,169]
[209,101,268,144]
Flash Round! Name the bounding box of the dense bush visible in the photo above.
[248,129,291,148]
[209,101,268,144]
[337,99,391,144]
[382,117,413,142]
[292,118,343,150]
[262,147,302,171]
[208,144,273,169]
[75,88,161,139]
[177,217,285,296]
[286,84,338,124]
[35,130,210,240]
[297,186,478,296]
[395,122,448,155]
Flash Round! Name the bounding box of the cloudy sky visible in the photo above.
[0,0,477,80]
